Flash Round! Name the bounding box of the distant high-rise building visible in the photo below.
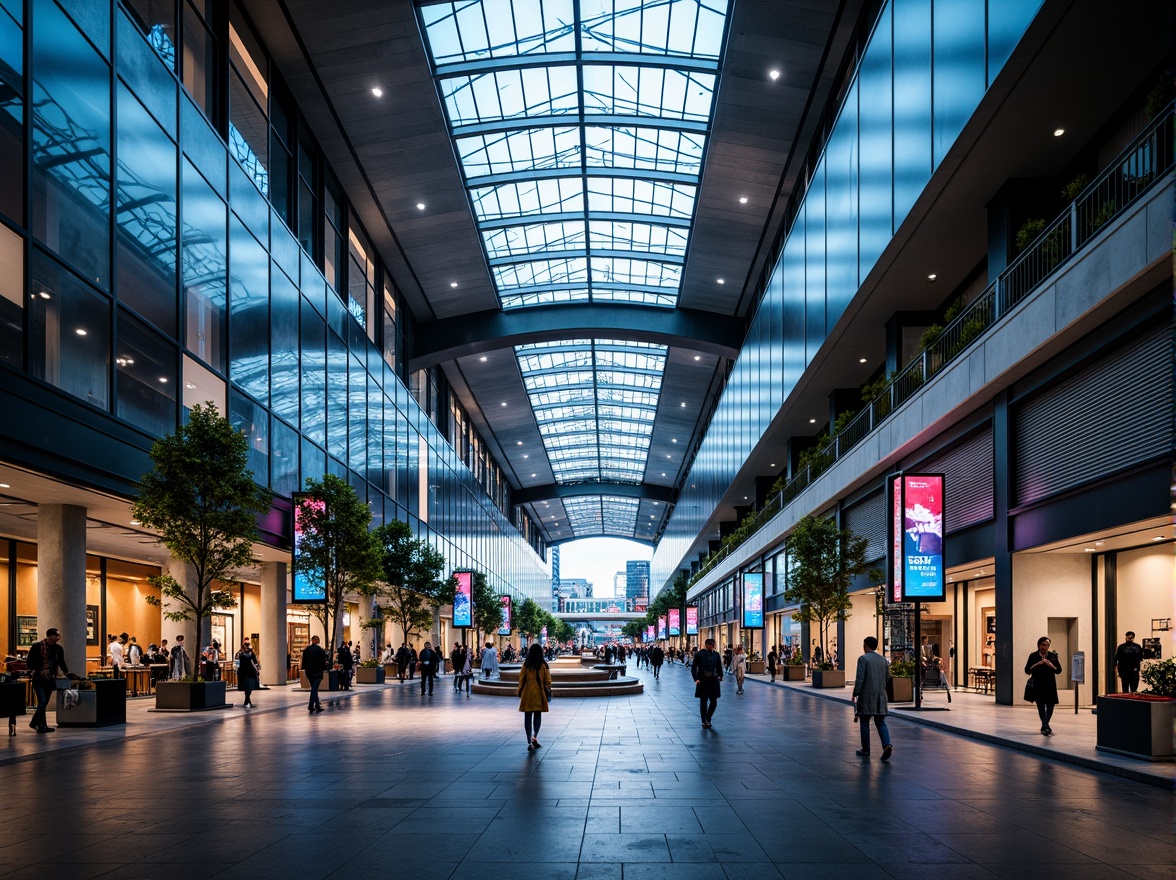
[559,578,593,600]
[613,571,626,597]
[626,561,650,603]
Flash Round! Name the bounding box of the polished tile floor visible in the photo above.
[1,661,1172,879]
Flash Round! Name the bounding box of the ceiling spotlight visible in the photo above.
[1053,127,1064,137]
[671,438,677,443]
[523,454,529,459]
[530,473,536,478]
[809,418,816,424]
[479,356,487,362]
[516,441,523,446]
[38,290,50,299]
[693,355,700,361]
[185,383,196,389]
[500,402,507,407]
[680,402,686,407]
[738,196,748,204]
[158,377,168,383]
[666,454,672,459]
[371,87,383,98]
[1155,536,1165,541]
[450,281,458,288]
[416,202,426,210]
[0,482,9,489]
[75,328,87,336]
[129,519,141,525]
[661,472,666,477]
[716,278,725,284]
[927,273,937,281]
[859,357,867,363]
[769,463,776,468]
[768,69,780,81]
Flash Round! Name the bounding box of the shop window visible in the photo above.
[0,1,23,226]
[31,0,111,291]
[182,351,225,416]
[29,250,111,409]
[116,308,177,436]
[0,222,21,369]
[121,0,177,70]
[116,83,178,335]
[181,0,220,128]
[182,158,227,371]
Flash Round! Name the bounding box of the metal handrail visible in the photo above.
[689,102,1174,587]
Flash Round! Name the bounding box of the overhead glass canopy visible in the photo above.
[421,0,728,309]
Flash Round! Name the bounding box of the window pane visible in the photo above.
[29,251,110,409]
[31,0,111,290]
[892,0,932,230]
[932,0,985,167]
[0,222,23,369]
[270,264,298,424]
[228,217,269,403]
[229,390,268,487]
[121,0,177,70]
[229,70,268,196]
[299,297,325,444]
[116,83,178,334]
[0,2,24,224]
[326,329,347,459]
[115,308,176,435]
[182,159,226,370]
[271,415,297,497]
[181,0,218,126]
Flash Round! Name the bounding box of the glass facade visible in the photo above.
[0,0,548,601]
[652,0,1044,588]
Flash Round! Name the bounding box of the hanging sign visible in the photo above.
[668,608,681,636]
[657,616,667,639]
[888,473,946,602]
[498,595,512,635]
[646,624,655,642]
[452,571,472,627]
[685,605,699,636]
[742,572,764,628]
[291,494,326,603]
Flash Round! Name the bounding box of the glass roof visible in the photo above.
[421,0,727,310]
[422,0,730,539]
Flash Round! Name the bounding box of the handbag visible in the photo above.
[1023,676,1035,702]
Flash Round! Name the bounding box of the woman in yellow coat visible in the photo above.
[517,643,552,750]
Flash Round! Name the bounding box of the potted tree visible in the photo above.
[783,515,881,689]
[373,519,453,670]
[888,659,916,702]
[748,651,766,675]
[293,475,382,693]
[1095,658,1176,761]
[782,647,807,681]
[134,404,269,712]
[355,659,385,684]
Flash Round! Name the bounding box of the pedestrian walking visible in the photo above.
[336,641,353,690]
[395,643,410,681]
[1113,631,1144,693]
[418,641,440,695]
[649,644,664,679]
[733,645,747,694]
[691,638,723,728]
[170,634,191,680]
[767,645,778,683]
[302,635,328,713]
[851,636,893,759]
[481,642,499,679]
[517,643,552,751]
[236,639,260,707]
[26,627,74,733]
[1025,636,1062,736]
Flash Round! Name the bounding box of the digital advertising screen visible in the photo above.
[742,572,764,628]
[540,625,547,645]
[498,595,512,635]
[668,608,681,636]
[657,616,667,639]
[889,476,904,604]
[291,494,326,603]
[646,625,655,642]
[889,473,946,602]
[685,605,699,636]
[452,570,472,627]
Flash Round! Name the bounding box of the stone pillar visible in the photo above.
[260,561,288,686]
[162,559,198,673]
[37,504,87,672]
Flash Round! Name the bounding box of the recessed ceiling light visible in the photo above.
[927,273,937,281]
[769,463,776,468]
[185,383,196,389]
[158,377,168,383]
[1084,548,1096,552]
[809,418,816,424]
[416,202,426,210]
[479,356,487,362]
[75,328,87,336]
[1053,127,1064,137]
[768,70,780,81]
[371,87,383,98]
[530,473,536,478]
[693,355,700,361]
[716,278,725,284]
[450,281,458,288]
[680,402,686,407]
[666,454,672,459]
[129,520,140,525]
[859,357,867,363]
[38,291,50,299]
[516,441,523,446]
[738,196,748,204]
[0,482,9,489]
[500,402,507,407]
[1154,536,1165,541]
[523,454,528,459]
[661,472,666,477]
[671,438,677,443]
[743,496,748,500]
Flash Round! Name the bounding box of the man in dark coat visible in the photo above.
[649,645,665,679]
[851,636,893,759]
[26,627,71,733]
[1114,631,1144,693]
[691,638,723,728]
[395,643,410,681]
[302,635,328,713]
[418,641,440,695]
[336,641,353,690]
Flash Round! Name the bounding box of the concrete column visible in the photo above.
[163,559,198,671]
[260,561,287,686]
[37,504,87,672]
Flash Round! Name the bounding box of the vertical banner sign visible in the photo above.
[647,625,655,642]
[742,572,764,628]
[498,595,512,635]
[658,616,667,639]
[668,608,681,636]
[291,495,326,603]
[452,571,472,628]
[889,474,946,602]
[888,476,904,603]
[686,605,699,636]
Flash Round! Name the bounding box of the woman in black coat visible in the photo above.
[1024,636,1062,736]
[235,640,260,707]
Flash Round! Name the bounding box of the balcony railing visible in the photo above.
[690,102,1174,586]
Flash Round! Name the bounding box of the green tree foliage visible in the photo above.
[621,620,645,641]
[373,520,434,644]
[552,617,575,643]
[135,404,270,648]
[784,514,881,666]
[470,571,504,643]
[293,474,381,650]
[515,598,547,641]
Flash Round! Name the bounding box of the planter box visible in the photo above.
[300,670,341,691]
[55,679,126,726]
[782,666,807,681]
[383,663,399,678]
[0,681,26,718]
[812,669,845,688]
[888,677,914,702]
[748,660,766,674]
[355,666,386,684]
[155,680,227,711]
[1095,695,1176,761]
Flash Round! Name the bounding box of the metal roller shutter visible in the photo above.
[919,428,995,532]
[844,489,886,561]
[1014,327,1170,506]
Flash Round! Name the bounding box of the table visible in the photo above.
[969,666,995,694]
[120,666,151,696]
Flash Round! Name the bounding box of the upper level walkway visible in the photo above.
[1,663,1171,878]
